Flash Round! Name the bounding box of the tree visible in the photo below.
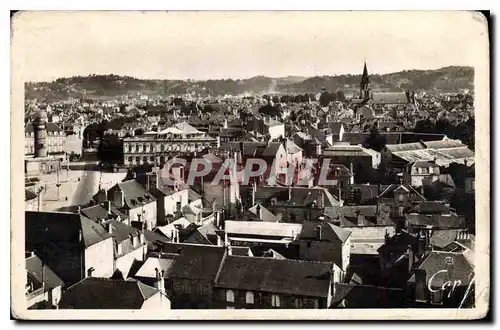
[335,90,346,102]
[363,126,387,152]
[414,119,434,133]
[97,134,123,165]
[319,91,331,107]
[134,128,145,136]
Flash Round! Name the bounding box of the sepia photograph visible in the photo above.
[10,10,490,320]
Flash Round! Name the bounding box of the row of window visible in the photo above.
[415,167,436,174]
[25,146,63,154]
[124,143,207,153]
[25,131,64,137]
[225,290,319,308]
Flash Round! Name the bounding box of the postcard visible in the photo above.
[11,10,489,320]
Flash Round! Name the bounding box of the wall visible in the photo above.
[213,288,328,309]
[299,240,344,271]
[141,292,171,310]
[171,278,214,309]
[84,237,115,279]
[268,125,285,140]
[128,201,158,229]
[163,190,189,216]
[115,245,145,277]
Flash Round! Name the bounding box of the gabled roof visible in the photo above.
[162,243,226,282]
[247,203,279,222]
[134,257,176,279]
[406,213,463,229]
[214,255,333,298]
[58,277,160,309]
[407,251,473,287]
[378,184,426,201]
[110,180,157,209]
[25,211,112,249]
[332,283,405,308]
[300,221,351,244]
[158,121,203,135]
[25,189,38,201]
[101,219,141,244]
[371,92,410,105]
[25,122,64,133]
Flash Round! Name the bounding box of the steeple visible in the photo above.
[360,61,370,99]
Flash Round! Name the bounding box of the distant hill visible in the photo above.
[25,66,473,101]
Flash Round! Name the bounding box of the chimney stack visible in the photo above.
[407,245,414,274]
[87,267,95,278]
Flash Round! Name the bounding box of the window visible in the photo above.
[398,206,405,216]
[226,290,235,302]
[313,299,319,309]
[307,242,312,248]
[430,290,443,305]
[246,291,254,304]
[294,298,303,308]
[271,294,280,307]
[398,194,405,202]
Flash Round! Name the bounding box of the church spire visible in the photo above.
[360,61,370,100]
[360,61,370,89]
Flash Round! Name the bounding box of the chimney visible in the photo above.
[288,185,292,201]
[407,245,414,274]
[316,225,322,240]
[228,244,233,255]
[103,200,111,214]
[107,223,113,234]
[417,232,426,257]
[414,268,427,302]
[445,256,455,286]
[256,204,262,219]
[252,181,256,206]
[87,267,95,278]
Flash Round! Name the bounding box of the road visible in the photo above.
[69,162,100,206]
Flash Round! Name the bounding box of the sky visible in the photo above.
[12,11,488,82]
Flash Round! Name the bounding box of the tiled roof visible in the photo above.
[406,212,463,229]
[25,189,38,201]
[225,220,302,238]
[214,255,333,297]
[162,243,226,282]
[25,211,111,249]
[58,277,160,309]
[371,92,410,105]
[112,180,157,209]
[247,204,279,222]
[25,122,64,133]
[135,257,176,278]
[407,251,473,287]
[332,283,405,308]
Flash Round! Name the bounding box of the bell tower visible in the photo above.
[360,61,371,100]
[33,109,48,158]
